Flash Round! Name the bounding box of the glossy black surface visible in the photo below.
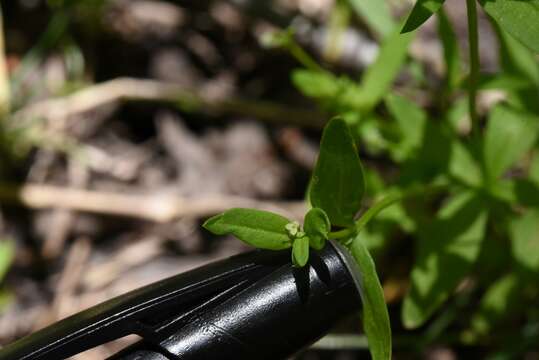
[0,242,362,360]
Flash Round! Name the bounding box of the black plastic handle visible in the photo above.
[0,241,362,360]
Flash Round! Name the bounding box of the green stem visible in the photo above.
[355,192,403,232]
[466,0,480,136]
[328,183,447,240]
[286,40,326,73]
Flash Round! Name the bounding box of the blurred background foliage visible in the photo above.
[0,0,538,359]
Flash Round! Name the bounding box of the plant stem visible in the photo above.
[328,183,448,240]
[466,0,480,136]
[355,192,403,232]
[286,39,326,73]
[328,192,402,240]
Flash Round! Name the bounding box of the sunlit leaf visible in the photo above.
[480,0,539,53]
[304,208,330,250]
[483,105,538,183]
[203,209,292,250]
[292,236,310,267]
[350,234,391,360]
[0,241,14,281]
[351,29,414,112]
[449,140,482,187]
[385,93,427,161]
[471,273,520,336]
[510,210,539,272]
[346,0,395,38]
[437,9,462,91]
[310,117,365,227]
[402,192,488,328]
[402,0,445,33]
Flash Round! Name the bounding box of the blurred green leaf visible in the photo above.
[350,234,391,360]
[399,122,452,184]
[203,209,292,250]
[310,118,365,227]
[346,0,395,38]
[402,0,445,33]
[449,140,482,187]
[483,105,538,184]
[385,93,427,161]
[292,70,341,100]
[304,208,330,250]
[437,9,461,91]
[493,23,539,113]
[476,74,533,91]
[471,273,520,336]
[0,241,14,281]
[529,151,539,183]
[479,0,539,53]
[292,236,310,267]
[357,114,390,155]
[352,29,413,112]
[495,25,539,83]
[402,192,488,328]
[510,210,539,272]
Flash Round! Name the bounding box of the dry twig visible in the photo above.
[0,183,306,222]
[12,77,325,128]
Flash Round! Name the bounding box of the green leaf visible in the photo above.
[304,208,330,250]
[385,93,427,161]
[470,273,520,336]
[310,117,365,227]
[402,0,446,33]
[493,22,539,113]
[292,236,310,267]
[483,105,538,183]
[292,69,340,100]
[0,241,14,281]
[346,0,395,38]
[437,9,462,91]
[203,208,292,250]
[495,24,539,83]
[449,140,482,187]
[402,192,488,328]
[510,209,539,272]
[479,0,539,53]
[352,29,414,112]
[350,234,391,360]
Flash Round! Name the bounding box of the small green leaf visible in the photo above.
[350,234,391,360]
[0,241,14,281]
[402,0,446,33]
[402,192,488,328]
[385,93,427,161]
[310,117,365,227]
[292,69,341,100]
[494,24,539,84]
[292,236,310,267]
[470,273,520,336]
[203,208,292,250]
[437,9,462,91]
[449,140,482,187]
[346,0,395,38]
[479,0,539,53]
[510,210,539,272]
[304,208,331,250]
[352,29,414,112]
[483,105,538,183]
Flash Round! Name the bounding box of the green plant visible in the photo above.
[205,117,393,360]
[206,0,539,358]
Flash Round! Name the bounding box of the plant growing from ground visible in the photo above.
[206,0,539,358]
[205,117,394,360]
